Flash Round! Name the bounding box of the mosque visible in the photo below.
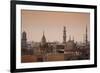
[21,25,90,62]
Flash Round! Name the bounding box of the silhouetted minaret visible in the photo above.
[63,26,66,44]
[85,25,88,45]
[41,31,46,45]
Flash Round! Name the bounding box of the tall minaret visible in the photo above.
[63,26,66,44]
[85,25,88,45]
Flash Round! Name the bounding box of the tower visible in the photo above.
[63,26,66,44]
[85,25,88,45]
[21,31,28,55]
[41,31,46,45]
[21,31,27,49]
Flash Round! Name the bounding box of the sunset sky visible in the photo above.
[21,10,90,42]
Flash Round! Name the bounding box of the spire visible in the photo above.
[63,26,66,44]
[41,31,46,45]
[85,24,88,44]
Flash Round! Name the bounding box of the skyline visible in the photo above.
[21,10,90,42]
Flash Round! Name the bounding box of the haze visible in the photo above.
[21,10,90,42]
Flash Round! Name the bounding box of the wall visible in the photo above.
[0,0,99,73]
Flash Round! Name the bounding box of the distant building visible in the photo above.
[56,44,64,53]
[21,31,27,49]
[63,26,67,44]
[85,25,88,46]
[21,31,28,55]
[65,36,76,51]
[21,31,34,55]
[21,25,90,62]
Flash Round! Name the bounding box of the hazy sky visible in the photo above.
[21,10,90,42]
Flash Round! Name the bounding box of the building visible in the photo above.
[63,26,67,44]
[21,31,28,55]
[21,31,27,49]
[21,25,90,62]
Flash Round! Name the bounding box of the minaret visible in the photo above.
[41,31,46,45]
[21,31,27,49]
[63,26,66,44]
[85,25,88,45]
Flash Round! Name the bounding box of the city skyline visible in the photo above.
[21,10,90,42]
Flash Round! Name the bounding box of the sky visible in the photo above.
[21,10,90,43]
